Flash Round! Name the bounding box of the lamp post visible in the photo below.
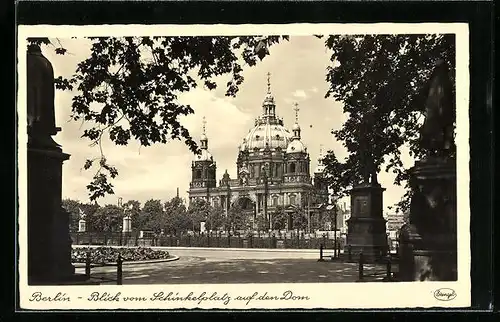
[262,163,269,231]
[307,189,311,234]
[333,202,338,258]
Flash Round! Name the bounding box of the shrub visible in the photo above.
[72,247,170,263]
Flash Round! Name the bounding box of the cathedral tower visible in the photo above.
[313,145,329,205]
[190,117,217,201]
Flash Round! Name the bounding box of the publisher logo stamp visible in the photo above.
[433,288,457,301]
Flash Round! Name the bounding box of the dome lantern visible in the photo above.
[200,116,208,150]
[292,102,301,139]
[262,72,276,117]
[195,116,214,162]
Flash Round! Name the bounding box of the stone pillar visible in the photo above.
[28,147,75,284]
[398,159,457,281]
[78,219,86,232]
[346,183,388,262]
[122,216,131,233]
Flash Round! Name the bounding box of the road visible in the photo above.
[75,247,392,284]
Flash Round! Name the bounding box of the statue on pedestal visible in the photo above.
[27,43,76,284]
[345,138,387,262]
[398,59,457,281]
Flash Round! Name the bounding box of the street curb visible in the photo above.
[151,246,325,253]
[72,255,179,268]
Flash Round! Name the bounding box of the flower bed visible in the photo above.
[72,247,170,264]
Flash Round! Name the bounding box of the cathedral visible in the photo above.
[188,74,329,231]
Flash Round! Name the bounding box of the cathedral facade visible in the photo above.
[188,74,329,231]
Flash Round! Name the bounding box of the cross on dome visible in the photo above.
[293,102,300,123]
[202,116,207,135]
[267,72,271,94]
[200,116,209,150]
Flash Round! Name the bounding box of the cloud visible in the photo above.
[292,89,308,99]
[177,88,252,150]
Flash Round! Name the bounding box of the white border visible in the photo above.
[17,23,470,310]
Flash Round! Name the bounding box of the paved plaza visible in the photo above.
[75,248,396,284]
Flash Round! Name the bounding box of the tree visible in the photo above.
[226,203,249,233]
[122,199,141,231]
[322,34,456,213]
[271,206,287,231]
[187,198,211,232]
[207,206,226,232]
[162,196,188,234]
[93,204,123,232]
[255,214,269,232]
[291,207,308,232]
[79,202,101,231]
[139,199,165,233]
[62,198,82,232]
[28,36,288,201]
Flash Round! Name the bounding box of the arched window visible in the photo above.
[290,163,296,173]
[195,169,202,179]
[289,194,296,205]
[273,196,279,206]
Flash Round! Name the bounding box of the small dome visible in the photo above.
[195,149,213,161]
[200,133,208,141]
[292,123,301,131]
[286,140,306,153]
[263,93,275,105]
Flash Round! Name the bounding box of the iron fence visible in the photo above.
[70,231,346,250]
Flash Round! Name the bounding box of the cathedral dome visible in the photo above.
[286,139,306,153]
[292,123,301,131]
[242,121,292,151]
[240,72,294,152]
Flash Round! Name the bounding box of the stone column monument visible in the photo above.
[27,44,75,284]
[398,59,457,281]
[346,172,388,262]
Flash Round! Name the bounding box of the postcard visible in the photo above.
[17,23,470,310]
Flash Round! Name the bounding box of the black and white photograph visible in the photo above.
[17,23,470,310]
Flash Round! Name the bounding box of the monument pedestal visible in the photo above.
[28,146,75,285]
[398,158,457,281]
[346,183,388,263]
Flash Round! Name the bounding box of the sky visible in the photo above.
[43,36,412,212]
